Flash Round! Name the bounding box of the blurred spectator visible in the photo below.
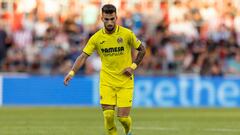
[226,50,240,74]
[40,39,56,74]
[13,26,32,49]
[2,44,27,72]
[0,23,7,64]
[33,17,49,40]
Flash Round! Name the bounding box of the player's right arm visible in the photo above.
[64,52,89,86]
[64,31,97,86]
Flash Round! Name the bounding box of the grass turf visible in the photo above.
[0,107,239,135]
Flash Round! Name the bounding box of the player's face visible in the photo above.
[102,12,117,32]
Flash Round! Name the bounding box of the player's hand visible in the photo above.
[64,74,73,86]
[122,67,134,78]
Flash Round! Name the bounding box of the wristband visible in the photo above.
[68,70,75,77]
[130,63,137,70]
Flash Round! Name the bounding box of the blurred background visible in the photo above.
[0,0,240,76]
[1,1,240,135]
[0,0,239,107]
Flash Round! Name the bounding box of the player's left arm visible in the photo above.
[133,44,146,65]
[123,44,146,77]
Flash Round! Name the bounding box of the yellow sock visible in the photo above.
[118,116,132,134]
[103,110,117,135]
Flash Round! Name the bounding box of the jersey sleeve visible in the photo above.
[129,31,141,49]
[83,36,96,56]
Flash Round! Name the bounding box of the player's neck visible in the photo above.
[105,25,117,34]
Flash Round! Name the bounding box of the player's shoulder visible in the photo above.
[118,26,133,34]
[92,28,104,37]
[89,28,104,41]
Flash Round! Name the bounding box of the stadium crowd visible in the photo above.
[0,0,240,76]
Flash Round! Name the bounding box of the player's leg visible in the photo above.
[100,85,118,135]
[102,105,117,135]
[118,107,132,135]
[116,88,133,135]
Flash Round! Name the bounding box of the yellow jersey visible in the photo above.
[83,25,141,88]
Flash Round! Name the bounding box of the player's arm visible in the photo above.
[64,52,89,86]
[123,44,146,77]
[133,44,146,65]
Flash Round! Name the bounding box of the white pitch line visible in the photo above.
[133,126,240,133]
[133,127,179,131]
[204,128,240,132]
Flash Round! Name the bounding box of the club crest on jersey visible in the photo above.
[117,37,123,44]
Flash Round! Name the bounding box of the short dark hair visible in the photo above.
[102,4,116,14]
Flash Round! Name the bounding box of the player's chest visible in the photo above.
[96,35,130,56]
[96,35,128,48]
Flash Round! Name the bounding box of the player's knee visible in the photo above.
[103,110,115,121]
[118,116,129,123]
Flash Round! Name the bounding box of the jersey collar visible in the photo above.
[102,25,119,34]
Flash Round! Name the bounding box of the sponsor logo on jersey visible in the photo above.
[101,46,124,56]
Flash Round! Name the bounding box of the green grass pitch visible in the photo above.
[0,107,239,135]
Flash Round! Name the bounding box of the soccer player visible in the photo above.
[64,4,146,135]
